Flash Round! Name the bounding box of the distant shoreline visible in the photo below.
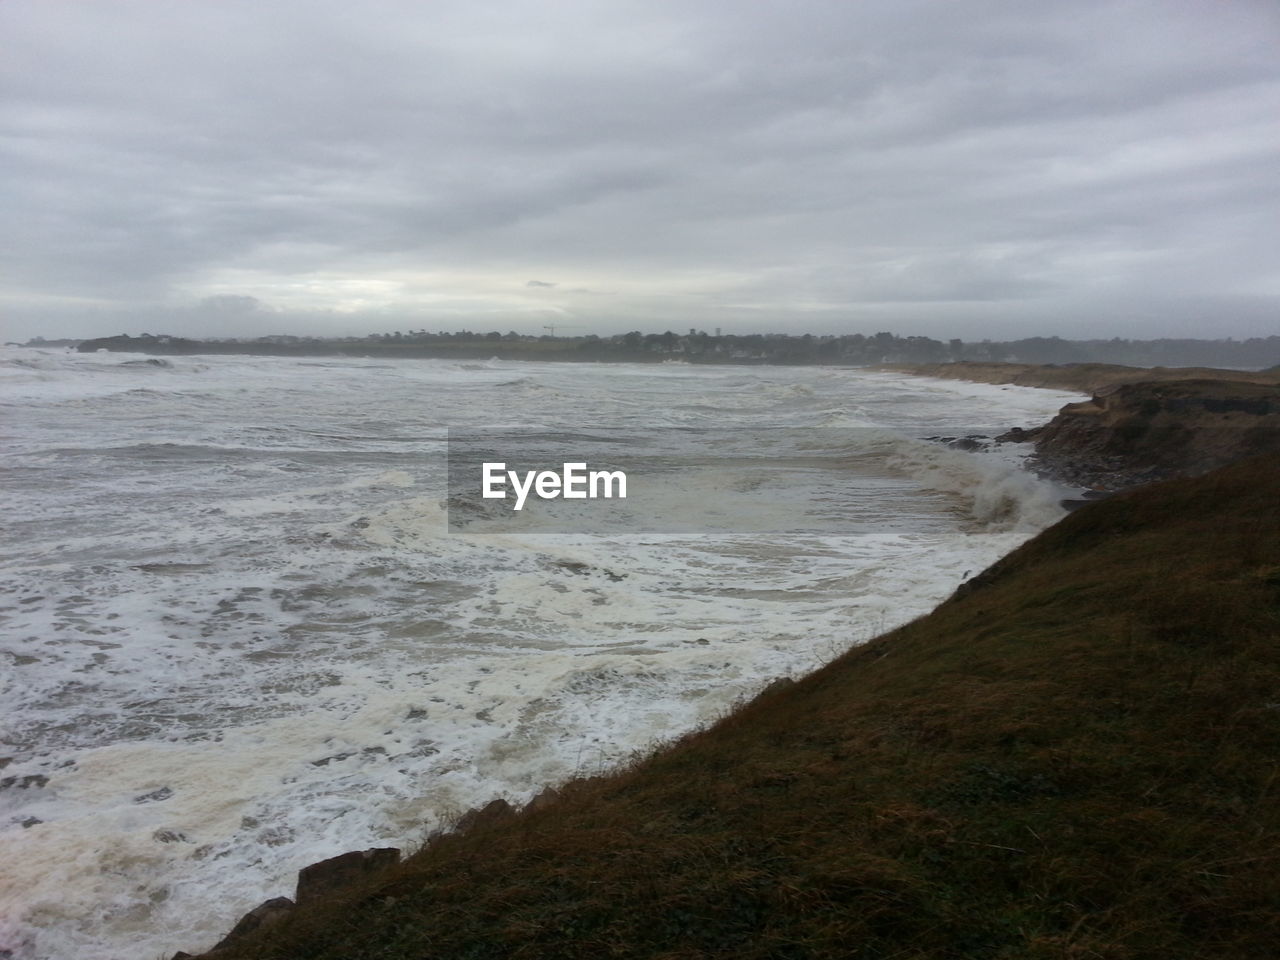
[27,333,1280,371]
[879,360,1280,394]
[67,334,829,365]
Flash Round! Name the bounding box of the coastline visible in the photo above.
[890,362,1280,491]
[168,367,1280,959]
[11,353,1277,957]
[3,357,1075,960]
[877,359,1280,395]
[173,451,1280,960]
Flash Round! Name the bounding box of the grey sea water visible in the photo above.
[0,348,1081,959]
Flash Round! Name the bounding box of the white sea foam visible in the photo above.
[0,349,1078,959]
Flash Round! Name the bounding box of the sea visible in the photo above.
[0,347,1083,960]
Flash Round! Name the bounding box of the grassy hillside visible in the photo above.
[204,454,1280,960]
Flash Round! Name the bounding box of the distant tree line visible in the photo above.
[63,329,1280,369]
[264,329,1280,367]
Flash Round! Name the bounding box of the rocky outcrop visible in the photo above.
[451,798,516,835]
[295,848,401,905]
[205,897,296,955]
[169,851,399,957]
[174,794,536,957]
[1011,379,1280,489]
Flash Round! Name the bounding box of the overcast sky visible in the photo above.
[3,0,1279,343]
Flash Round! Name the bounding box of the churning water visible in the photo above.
[0,348,1081,959]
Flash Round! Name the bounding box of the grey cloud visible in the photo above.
[198,295,262,315]
[2,0,1278,342]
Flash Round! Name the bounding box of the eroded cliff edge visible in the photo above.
[1006,378,1280,489]
[883,360,1280,394]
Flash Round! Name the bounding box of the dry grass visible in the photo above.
[213,453,1280,959]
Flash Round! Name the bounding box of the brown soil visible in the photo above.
[881,361,1280,395]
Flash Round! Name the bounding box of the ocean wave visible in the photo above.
[0,356,1078,960]
[884,436,1066,531]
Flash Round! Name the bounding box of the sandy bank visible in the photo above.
[880,360,1280,394]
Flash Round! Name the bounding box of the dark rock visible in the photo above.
[995,425,1043,443]
[550,559,625,581]
[296,848,400,904]
[760,676,796,697]
[0,774,48,790]
[453,798,515,834]
[134,786,173,803]
[209,897,295,952]
[923,434,990,452]
[1060,490,1114,512]
[309,751,354,767]
[525,787,561,813]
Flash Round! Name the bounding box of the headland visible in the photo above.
[169,364,1280,959]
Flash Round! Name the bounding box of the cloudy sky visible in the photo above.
[3,0,1279,342]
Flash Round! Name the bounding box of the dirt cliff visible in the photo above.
[1015,379,1280,488]
[883,361,1280,395]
